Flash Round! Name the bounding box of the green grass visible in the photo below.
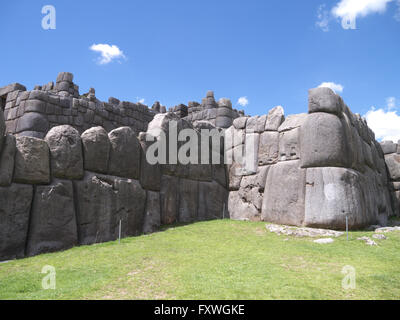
[1,220,400,300]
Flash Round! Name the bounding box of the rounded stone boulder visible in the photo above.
[108,127,141,179]
[308,87,342,116]
[81,126,110,174]
[45,125,84,180]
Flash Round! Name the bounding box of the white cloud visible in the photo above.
[237,97,249,107]
[90,44,126,65]
[316,4,331,31]
[318,82,344,93]
[332,0,394,19]
[138,98,145,104]
[365,97,400,142]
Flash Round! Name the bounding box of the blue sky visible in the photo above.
[0,0,399,139]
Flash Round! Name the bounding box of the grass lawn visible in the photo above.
[0,220,399,300]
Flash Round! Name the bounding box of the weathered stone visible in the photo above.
[13,136,50,184]
[245,116,259,132]
[385,153,400,181]
[261,160,306,226]
[243,133,259,175]
[278,113,307,132]
[228,190,260,221]
[143,191,161,234]
[256,115,267,133]
[304,167,370,230]
[26,180,78,256]
[300,112,351,168]
[160,175,179,225]
[108,127,141,179]
[279,128,300,161]
[233,117,248,129]
[0,108,5,151]
[215,116,232,128]
[81,126,110,174]
[114,177,146,237]
[380,141,397,155]
[198,181,228,220]
[265,106,284,131]
[308,87,342,116]
[16,112,49,133]
[178,179,198,223]
[0,135,16,186]
[228,161,243,191]
[266,223,343,238]
[45,125,84,179]
[258,131,279,165]
[0,184,33,261]
[139,132,161,191]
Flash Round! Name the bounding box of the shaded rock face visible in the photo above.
[81,126,110,174]
[108,127,141,179]
[26,180,78,256]
[45,125,83,180]
[13,136,50,184]
[0,108,5,152]
[160,175,179,225]
[0,184,33,261]
[0,135,16,186]
[143,191,161,234]
[74,172,146,245]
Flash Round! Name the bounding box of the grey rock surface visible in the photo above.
[265,106,284,131]
[198,181,228,220]
[0,135,16,186]
[178,179,198,223]
[258,131,279,165]
[308,87,342,116]
[45,125,83,179]
[26,179,78,256]
[81,126,110,174]
[160,175,179,225]
[0,184,33,261]
[143,191,161,234]
[261,160,306,226]
[13,136,50,184]
[108,127,141,179]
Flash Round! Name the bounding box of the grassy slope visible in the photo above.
[0,220,399,300]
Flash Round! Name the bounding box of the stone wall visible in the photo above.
[0,111,227,261]
[1,72,156,139]
[227,87,394,229]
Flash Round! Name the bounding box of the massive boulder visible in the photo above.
[178,179,198,223]
[228,190,260,221]
[198,181,228,220]
[279,128,300,161]
[0,135,16,186]
[384,153,400,181]
[26,180,78,256]
[0,184,33,261]
[0,107,5,152]
[261,160,306,226]
[13,136,50,184]
[139,133,161,191]
[160,175,179,225]
[265,106,284,131]
[258,131,279,165]
[143,191,161,234]
[108,127,141,179]
[308,87,342,116]
[45,125,84,179]
[300,112,350,168]
[81,126,110,174]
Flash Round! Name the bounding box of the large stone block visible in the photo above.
[385,153,400,181]
[261,160,306,226]
[26,180,78,256]
[143,191,161,234]
[0,135,16,186]
[0,107,5,151]
[139,133,161,191]
[279,128,300,161]
[16,112,49,133]
[233,117,248,129]
[178,179,198,223]
[308,87,342,116]
[380,141,397,155]
[13,136,50,184]
[108,127,141,179]
[265,106,284,131]
[258,131,279,165]
[81,126,110,174]
[228,190,260,221]
[278,113,307,132]
[0,184,33,261]
[160,175,179,225]
[198,181,228,220]
[300,113,351,168]
[45,125,84,179]
[304,167,380,230]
